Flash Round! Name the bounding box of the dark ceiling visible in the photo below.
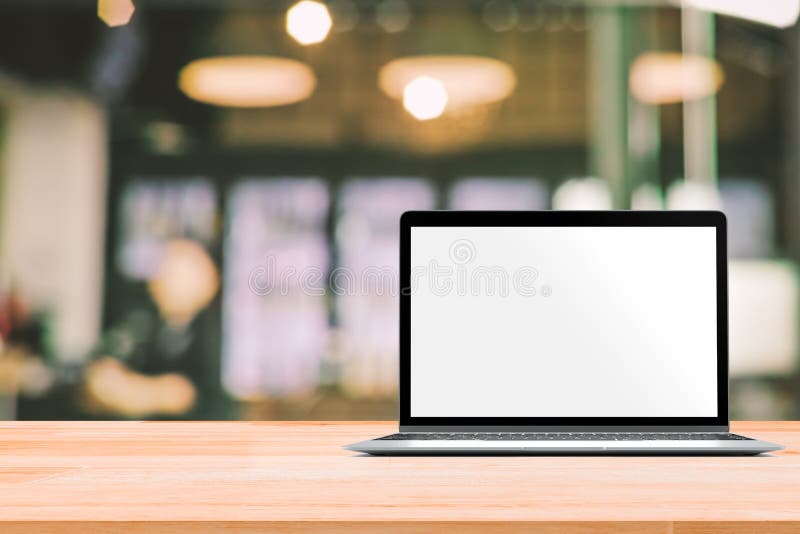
[0,1,789,161]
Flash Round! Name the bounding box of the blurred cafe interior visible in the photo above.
[0,0,799,421]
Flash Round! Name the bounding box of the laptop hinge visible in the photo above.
[399,425,731,433]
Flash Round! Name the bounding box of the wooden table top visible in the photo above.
[0,421,798,533]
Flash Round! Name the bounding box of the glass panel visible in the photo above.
[222,178,329,398]
[720,179,775,259]
[449,177,548,210]
[729,260,799,376]
[335,178,435,397]
[117,179,217,280]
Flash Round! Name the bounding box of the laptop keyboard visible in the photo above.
[377,432,751,441]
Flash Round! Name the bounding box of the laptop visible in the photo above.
[346,210,783,455]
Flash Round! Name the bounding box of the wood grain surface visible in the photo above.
[0,421,797,533]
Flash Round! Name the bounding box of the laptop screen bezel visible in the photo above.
[399,210,728,431]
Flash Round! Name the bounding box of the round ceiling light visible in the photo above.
[629,52,724,105]
[403,76,449,121]
[378,55,517,117]
[178,56,316,108]
[286,0,333,45]
[98,0,136,27]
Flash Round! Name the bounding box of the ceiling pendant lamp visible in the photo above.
[380,55,516,121]
[286,1,333,45]
[629,52,724,105]
[377,17,517,121]
[178,13,317,108]
[98,0,135,27]
[179,56,316,108]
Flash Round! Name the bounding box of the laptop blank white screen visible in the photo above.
[410,226,718,418]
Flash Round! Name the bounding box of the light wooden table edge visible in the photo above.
[3,521,800,534]
[1,421,796,533]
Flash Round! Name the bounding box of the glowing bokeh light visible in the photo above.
[178,56,316,108]
[329,0,359,32]
[552,178,612,210]
[376,0,411,33]
[403,76,448,121]
[85,357,196,417]
[379,55,516,116]
[97,0,135,27]
[666,181,723,210]
[482,0,519,31]
[630,52,724,105]
[147,239,220,327]
[631,183,664,210]
[286,0,333,45]
[729,260,799,376]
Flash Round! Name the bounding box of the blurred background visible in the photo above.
[0,0,798,421]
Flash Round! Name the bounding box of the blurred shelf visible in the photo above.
[239,390,399,421]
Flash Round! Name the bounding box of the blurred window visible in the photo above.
[552,177,612,210]
[117,179,217,280]
[719,179,775,258]
[729,260,799,377]
[449,177,548,210]
[222,178,329,398]
[335,178,435,396]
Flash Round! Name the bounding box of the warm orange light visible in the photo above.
[629,52,724,105]
[403,76,448,121]
[85,357,196,417]
[147,239,219,327]
[379,55,516,116]
[178,56,316,108]
[286,0,333,45]
[97,0,135,27]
